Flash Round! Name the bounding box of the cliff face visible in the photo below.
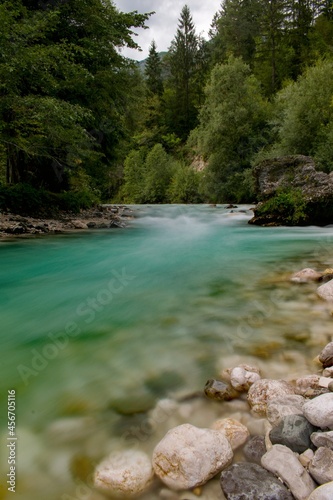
[249,156,333,226]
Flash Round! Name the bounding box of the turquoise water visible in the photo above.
[1,204,333,498]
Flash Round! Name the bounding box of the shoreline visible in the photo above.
[0,204,134,239]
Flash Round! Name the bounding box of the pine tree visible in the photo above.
[145,40,164,96]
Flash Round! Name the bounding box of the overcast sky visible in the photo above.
[115,0,221,61]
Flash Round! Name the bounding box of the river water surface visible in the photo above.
[1,205,333,499]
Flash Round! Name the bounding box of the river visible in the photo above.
[0,204,332,499]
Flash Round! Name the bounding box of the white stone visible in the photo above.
[152,423,233,490]
[291,268,322,283]
[211,418,250,450]
[311,430,333,450]
[303,393,333,429]
[230,365,261,392]
[72,220,89,229]
[299,449,314,468]
[94,449,153,498]
[323,367,333,377]
[46,416,96,443]
[266,395,305,425]
[308,482,333,500]
[317,279,333,301]
[309,447,333,485]
[247,379,295,416]
[261,444,316,500]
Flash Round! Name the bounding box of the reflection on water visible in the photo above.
[0,205,333,498]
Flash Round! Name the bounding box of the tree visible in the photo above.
[145,40,164,96]
[190,57,270,201]
[167,5,199,139]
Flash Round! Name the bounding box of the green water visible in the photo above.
[1,205,333,498]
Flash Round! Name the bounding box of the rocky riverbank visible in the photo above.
[90,266,333,499]
[0,204,134,238]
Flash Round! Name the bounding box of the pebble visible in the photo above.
[211,418,250,450]
[229,365,261,392]
[317,279,333,302]
[308,482,333,500]
[322,366,333,377]
[266,395,305,426]
[247,379,295,416]
[311,430,333,450]
[303,393,333,429]
[94,449,153,498]
[243,436,267,464]
[291,268,322,283]
[319,341,333,368]
[269,414,317,453]
[299,449,314,468]
[152,423,233,490]
[309,447,333,485]
[294,375,328,397]
[204,379,239,401]
[261,444,316,500]
[220,462,294,499]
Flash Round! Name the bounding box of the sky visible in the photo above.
[115,0,221,61]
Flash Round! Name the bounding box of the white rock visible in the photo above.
[291,268,322,283]
[247,379,295,416]
[309,447,333,485]
[303,393,333,429]
[152,423,233,490]
[266,395,305,425]
[299,449,314,468]
[322,366,333,377]
[211,418,250,450]
[230,365,261,392]
[308,482,333,500]
[72,220,89,229]
[317,279,333,301]
[261,444,316,500]
[46,416,96,443]
[94,449,153,498]
[311,430,333,450]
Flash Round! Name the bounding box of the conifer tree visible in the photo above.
[145,40,164,96]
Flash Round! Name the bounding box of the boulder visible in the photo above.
[309,447,333,485]
[303,393,333,429]
[94,449,153,498]
[261,444,316,500]
[152,423,233,490]
[211,418,250,450]
[249,155,333,226]
[247,379,295,416]
[269,414,317,453]
[220,462,294,500]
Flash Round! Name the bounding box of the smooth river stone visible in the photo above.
[211,418,250,450]
[269,414,317,453]
[243,436,267,465]
[261,444,316,500]
[303,393,333,429]
[309,447,333,485]
[94,449,153,498]
[291,268,322,283]
[229,365,261,392]
[220,462,294,500]
[204,379,239,401]
[247,379,295,416]
[308,482,333,500]
[152,423,233,490]
[311,430,333,450]
[317,280,333,302]
[266,395,305,426]
[319,341,333,369]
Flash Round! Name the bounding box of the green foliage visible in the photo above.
[190,57,270,201]
[271,60,333,170]
[256,188,307,224]
[143,144,174,202]
[145,40,164,96]
[168,163,203,203]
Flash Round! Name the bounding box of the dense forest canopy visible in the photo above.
[1,0,333,208]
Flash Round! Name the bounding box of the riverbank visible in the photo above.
[0,204,134,238]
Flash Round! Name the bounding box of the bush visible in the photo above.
[256,188,307,224]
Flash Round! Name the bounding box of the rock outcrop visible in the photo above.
[249,155,333,226]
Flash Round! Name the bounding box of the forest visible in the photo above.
[1,0,333,209]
